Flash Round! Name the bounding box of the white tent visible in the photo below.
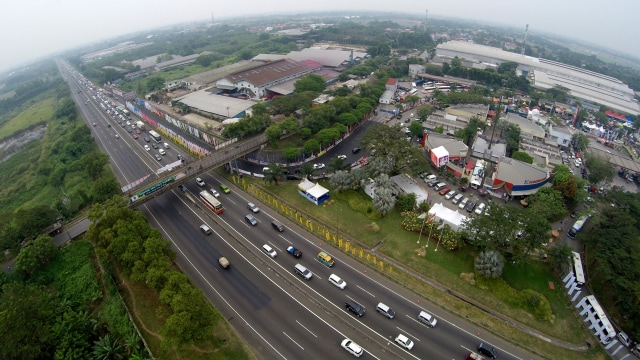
[427,203,468,232]
[297,178,330,205]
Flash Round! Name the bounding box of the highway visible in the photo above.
[61,62,538,360]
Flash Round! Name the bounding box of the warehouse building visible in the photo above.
[433,41,640,115]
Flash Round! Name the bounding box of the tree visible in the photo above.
[264,124,282,147]
[0,283,58,359]
[584,152,615,188]
[303,139,320,156]
[396,193,417,212]
[82,152,109,180]
[408,120,424,137]
[527,187,566,222]
[93,334,124,360]
[327,157,347,174]
[299,162,315,179]
[475,250,505,278]
[16,235,57,275]
[338,113,358,126]
[571,133,590,152]
[264,164,285,185]
[416,106,432,121]
[283,147,301,162]
[548,243,573,273]
[329,171,351,192]
[512,151,533,164]
[294,74,326,93]
[372,187,395,216]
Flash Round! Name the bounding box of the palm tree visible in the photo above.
[373,187,396,216]
[264,164,285,185]
[299,162,315,179]
[474,250,505,279]
[93,334,124,360]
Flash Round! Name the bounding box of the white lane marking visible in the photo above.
[282,332,304,350]
[356,285,376,298]
[296,320,318,338]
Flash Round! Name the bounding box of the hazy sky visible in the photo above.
[1,0,639,73]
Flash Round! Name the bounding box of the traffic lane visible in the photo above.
[144,193,383,360]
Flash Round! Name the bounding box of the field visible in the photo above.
[0,96,56,141]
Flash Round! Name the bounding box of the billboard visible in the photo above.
[430,146,449,167]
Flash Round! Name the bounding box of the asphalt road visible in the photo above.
[60,64,539,360]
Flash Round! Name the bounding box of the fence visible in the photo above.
[234,177,394,274]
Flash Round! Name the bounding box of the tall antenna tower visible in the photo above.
[424,9,428,32]
[521,24,529,56]
[211,12,214,24]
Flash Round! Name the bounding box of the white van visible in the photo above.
[434,182,447,191]
[164,142,170,149]
[417,310,438,327]
[294,264,313,280]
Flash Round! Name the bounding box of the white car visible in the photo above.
[395,334,414,350]
[444,190,457,200]
[313,163,325,169]
[209,188,220,198]
[248,202,260,213]
[262,244,277,258]
[337,155,347,160]
[328,274,347,289]
[159,149,166,155]
[341,338,364,357]
[474,202,486,215]
[195,178,205,187]
[459,197,469,209]
[144,145,150,151]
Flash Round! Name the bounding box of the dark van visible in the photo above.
[271,220,285,232]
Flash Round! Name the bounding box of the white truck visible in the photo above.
[136,121,145,131]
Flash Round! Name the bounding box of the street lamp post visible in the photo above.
[417,213,428,244]
[435,224,446,252]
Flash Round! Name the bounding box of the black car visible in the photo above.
[352,147,361,154]
[345,300,366,317]
[286,246,302,258]
[466,201,477,213]
[144,137,150,143]
[477,343,497,359]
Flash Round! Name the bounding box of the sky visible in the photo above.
[1,0,639,74]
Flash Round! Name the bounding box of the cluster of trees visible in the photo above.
[442,57,530,93]
[0,241,147,360]
[88,196,218,345]
[225,77,383,161]
[583,190,640,340]
[463,202,551,268]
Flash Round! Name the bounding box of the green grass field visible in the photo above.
[0,97,56,141]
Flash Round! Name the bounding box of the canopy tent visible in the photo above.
[297,178,330,205]
[427,202,468,232]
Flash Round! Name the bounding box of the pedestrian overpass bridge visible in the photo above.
[126,134,266,207]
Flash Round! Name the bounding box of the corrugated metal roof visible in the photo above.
[225,59,321,87]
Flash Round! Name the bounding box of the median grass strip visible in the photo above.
[232,176,606,359]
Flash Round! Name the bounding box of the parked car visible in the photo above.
[475,202,486,215]
[352,147,361,154]
[286,246,302,258]
[438,187,451,196]
[444,190,457,200]
[337,155,347,160]
[313,163,325,169]
[466,201,477,213]
[459,197,469,209]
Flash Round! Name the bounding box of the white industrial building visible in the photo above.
[434,41,640,115]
